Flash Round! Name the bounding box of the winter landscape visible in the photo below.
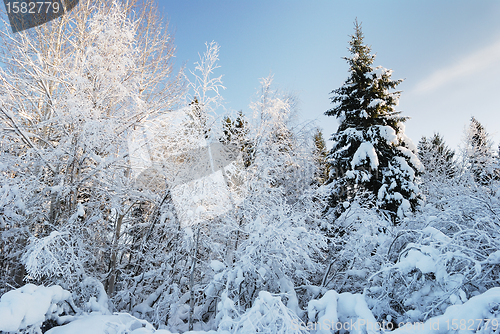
[1,1,500,333]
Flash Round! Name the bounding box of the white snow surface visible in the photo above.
[368,99,385,109]
[2,284,500,334]
[308,290,378,334]
[376,125,398,145]
[397,146,424,173]
[210,260,226,272]
[351,142,379,170]
[422,226,451,243]
[0,284,71,332]
[46,313,173,334]
[393,287,500,334]
[485,250,500,264]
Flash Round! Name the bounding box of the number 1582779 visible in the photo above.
[5,1,60,14]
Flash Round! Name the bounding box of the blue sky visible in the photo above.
[158,0,500,151]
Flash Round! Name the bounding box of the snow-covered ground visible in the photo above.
[1,284,499,334]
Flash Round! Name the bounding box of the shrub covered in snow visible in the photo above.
[393,287,500,334]
[368,193,500,325]
[0,284,74,333]
[217,291,307,334]
[45,313,173,334]
[307,290,380,334]
[321,198,393,295]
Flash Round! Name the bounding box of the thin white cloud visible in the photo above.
[413,39,500,94]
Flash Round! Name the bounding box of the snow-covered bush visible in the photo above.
[0,284,74,333]
[0,283,171,334]
[0,182,29,293]
[368,190,500,325]
[321,198,393,295]
[73,278,111,315]
[198,77,327,331]
[46,313,173,334]
[22,228,88,288]
[218,291,307,334]
[307,290,381,334]
[210,205,325,320]
[393,287,500,334]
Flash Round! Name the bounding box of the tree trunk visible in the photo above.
[107,213,124,296]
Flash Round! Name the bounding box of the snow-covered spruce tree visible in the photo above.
[313,128,329,186]
[464,117,497,185]
[325,21,422,222]
[417,133,457,204]
[418,133,456,179]
[221,111,255,168]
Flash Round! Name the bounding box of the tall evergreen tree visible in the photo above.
[221,111,255,168]
[465,117,496,185]
[313,128,329,185]
[325,21,422,222]
[418,133,456,179]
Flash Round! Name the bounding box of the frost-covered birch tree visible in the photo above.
[0,0,184,294]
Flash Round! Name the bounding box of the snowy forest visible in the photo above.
[1,1,500,334]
